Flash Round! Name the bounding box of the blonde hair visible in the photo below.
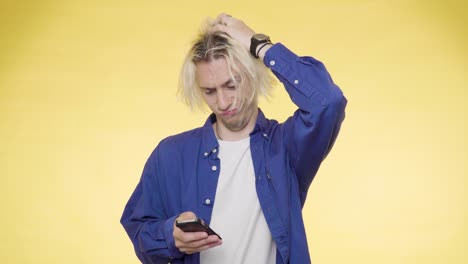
[178,19,276,111]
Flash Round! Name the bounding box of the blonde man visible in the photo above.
[122,14,347,264]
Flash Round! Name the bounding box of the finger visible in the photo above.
[178,235,220,250]
[175,230,209,243]
[187,234,221,248]
[175,234,208,251]
[176,211,197,221]
[176,233,219,250]
[216,13,235,26]
[215,14,225,24]
[216,13,232,20]
[210,24,229,33]
[176,235,220,251]
[198,239,222,250]
[180,239,223,254]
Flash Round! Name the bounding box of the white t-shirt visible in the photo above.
[200,137,276,263]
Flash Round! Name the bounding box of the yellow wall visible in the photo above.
[1,0,466,263]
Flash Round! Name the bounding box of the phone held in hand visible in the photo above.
[176,217,222,240]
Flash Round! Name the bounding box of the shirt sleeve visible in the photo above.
[264,43,347,202]
[120,146,184,263]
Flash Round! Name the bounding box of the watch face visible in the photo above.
[254,33,269,42]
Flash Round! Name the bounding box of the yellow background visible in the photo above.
[1,0,466,263]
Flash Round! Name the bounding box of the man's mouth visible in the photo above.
[221,108,238,117]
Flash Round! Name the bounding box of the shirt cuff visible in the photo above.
[263,43,298,71]
[164,215,185,259]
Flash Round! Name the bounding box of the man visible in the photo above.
[121,14,347,264]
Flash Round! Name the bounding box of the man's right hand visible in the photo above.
[173,211,222,254]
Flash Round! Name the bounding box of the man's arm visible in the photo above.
[121,144,222,263]
[212,13,273,60]
[213,13,347,201]
[120,146,185,263]
[265,44,347,202]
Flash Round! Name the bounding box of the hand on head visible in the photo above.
[210,13,256,51]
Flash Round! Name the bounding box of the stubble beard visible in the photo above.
[218,104,256,133]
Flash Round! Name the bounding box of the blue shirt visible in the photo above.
[121,43,347,264]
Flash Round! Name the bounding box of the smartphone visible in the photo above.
[175,217,222,240]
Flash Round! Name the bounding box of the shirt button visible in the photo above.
[212,148,217,153]
[211,165,217,171]
[269,60,276,66]
[204,152,208,156]
[263,133,268,138]
[205,199,211,205]
[294,79,299,85]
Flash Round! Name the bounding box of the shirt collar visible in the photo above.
[201,108,269,156]
[253,108,268,133]
[201,114,219,157]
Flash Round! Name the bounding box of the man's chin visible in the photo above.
[220,119,246,132]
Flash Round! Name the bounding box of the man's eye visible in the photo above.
[227,86,236,90]
[204,90,215,95]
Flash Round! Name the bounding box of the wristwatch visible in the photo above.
[250,33,271,58]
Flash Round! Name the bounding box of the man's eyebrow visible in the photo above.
[221,78,236,87]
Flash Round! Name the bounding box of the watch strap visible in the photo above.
[250,34,271,58]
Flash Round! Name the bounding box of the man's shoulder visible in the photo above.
[145,126,204,164]
[157,126,204,150]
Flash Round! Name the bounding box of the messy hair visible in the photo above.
[178,19,276,111]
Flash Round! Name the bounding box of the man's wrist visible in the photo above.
[250,33,271,58]
[256,42,273,60]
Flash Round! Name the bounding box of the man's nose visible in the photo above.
[216,90,231,111]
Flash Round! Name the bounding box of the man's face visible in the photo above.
[196,58,257,133]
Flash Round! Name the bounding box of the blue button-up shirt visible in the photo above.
[121,43,347,264]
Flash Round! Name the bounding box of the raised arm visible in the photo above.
[213,13,347,202]
[265,44,347,202]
